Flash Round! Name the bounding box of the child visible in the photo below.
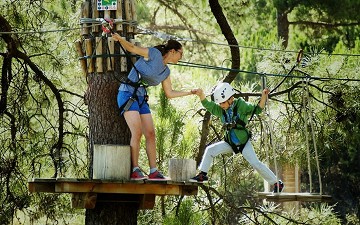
[190,83,284,193]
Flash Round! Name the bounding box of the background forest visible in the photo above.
[0,0,359,224]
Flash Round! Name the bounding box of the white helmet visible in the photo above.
[212,82,235,104]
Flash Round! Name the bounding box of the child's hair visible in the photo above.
[154,39,182,56]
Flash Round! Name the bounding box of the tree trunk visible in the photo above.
[85,201,138,225]
[84,0,137,223]
[276,9,289,48]
[85,69,136,224]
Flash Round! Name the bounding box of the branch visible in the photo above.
[289,20,360,28]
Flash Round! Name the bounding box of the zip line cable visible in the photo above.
[1,19,360,57]
[174,61,360,82]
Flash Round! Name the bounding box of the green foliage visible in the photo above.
[163,199,202,225]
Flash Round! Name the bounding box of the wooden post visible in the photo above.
[115,0,123,32]
[120,36,127,72]
[124,0,133,33]
[130,0,137,33]
[85,39,94,73]
[104,10,110,19]
[81,2,90,36]
[74,40,87,76]
[282,163,301,211]
[93,144,131,180]
[95,37,103,73]
[107,37,115,71]
[130,39,136,64]
[92,0,99,33]
[168,158,196,182]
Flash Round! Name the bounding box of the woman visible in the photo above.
[112,33,196,180]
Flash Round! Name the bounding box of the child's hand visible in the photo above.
[191,88,205,100]
[194,88,204,96]
[262,88,270,96]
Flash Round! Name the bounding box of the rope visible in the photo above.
[307,81,323,195]
[263,76,280,192]
[174,61,360,82]
[303,79,313,193]
[267,92,280,192]
[261,76,274,192]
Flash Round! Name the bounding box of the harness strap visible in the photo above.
[101,19,149,112]
[224,130,251,154]
[222,100,252,154]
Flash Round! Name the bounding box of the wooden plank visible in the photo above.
[107,37,115,71]
[115,0,123,32]
[168,158,196,182]
[120,40,127,72]
[124,0,133,33]
[29,178,200,196]
[85,39,94,73]
[92,0,99,33]
[55,182,184,195]
[74,40,87,76]
[130,0,137,33]
[257,192,332,202]
[93,144,130,180]
[28,178,56,193]
[81,2,90,35]
[95,37,103,73]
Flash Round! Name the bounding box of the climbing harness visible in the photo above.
[221,100,252,154]
[100,18,149,112]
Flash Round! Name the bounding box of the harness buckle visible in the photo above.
[223,121,237,130]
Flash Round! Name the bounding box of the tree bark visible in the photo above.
[277,10,289,48]
[84,0,136,223]
[85,201,138,225]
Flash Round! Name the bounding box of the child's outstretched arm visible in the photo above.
[258,88,270,109]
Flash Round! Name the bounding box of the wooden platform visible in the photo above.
[28,178,202,209]
[257,192,332,202]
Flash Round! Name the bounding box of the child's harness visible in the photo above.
[222,101,254,154]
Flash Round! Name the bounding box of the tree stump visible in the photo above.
[168,158,196,182]
[93,144,131,180]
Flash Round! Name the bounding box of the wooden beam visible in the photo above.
[28,178,56,193]
[56,182,184,195]
[28,178,200,196]
[257,192,332,202]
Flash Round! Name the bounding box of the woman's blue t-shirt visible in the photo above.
[119,47,170,96]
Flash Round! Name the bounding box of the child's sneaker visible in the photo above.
[189,172,208,183]
[273,180,284,193]
[148,170,168,180]
[130,168,147,180]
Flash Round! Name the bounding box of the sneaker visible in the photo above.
[189,172,208,183]
[273,180,284,193]
[130,168,147,180]
[148,170,168,180]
